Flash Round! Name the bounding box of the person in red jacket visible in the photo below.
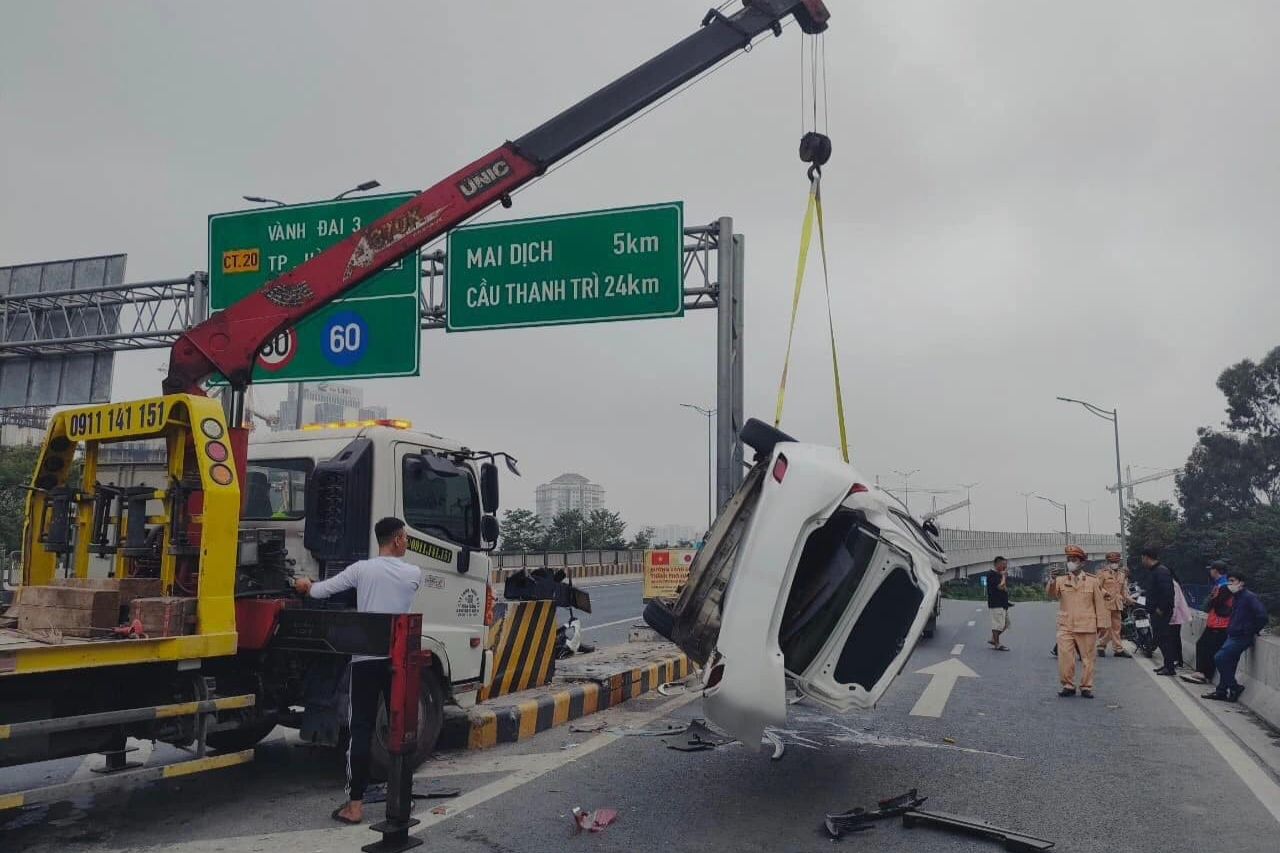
[1184,560,1233,685]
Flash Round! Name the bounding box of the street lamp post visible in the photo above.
[959,482,979,531]
[1019,492,1035,534]
[243,181,382,430]
[1035,495,1069,547]
[1080,498,1096,534]
[892,469,920,514]
[681,404,716,531]
[1056,396,1127,558]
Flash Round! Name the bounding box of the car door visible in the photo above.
[395,442,487,685]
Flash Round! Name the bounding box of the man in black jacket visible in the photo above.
[1140,547,1178,675]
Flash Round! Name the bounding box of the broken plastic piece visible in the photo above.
[569,720,607,734]
[902,808,1054,851]
[825,789,928,838]
[763,730,785,760]
[572,807,619,833]
[942,737,957,744]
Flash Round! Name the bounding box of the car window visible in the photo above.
[243,458,312,520]
[889,509,941,553]
[402,455,479,547]
[778,510,879,674]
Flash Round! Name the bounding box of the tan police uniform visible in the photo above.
[1094,566,1128,653]
[1046,570,1108,691]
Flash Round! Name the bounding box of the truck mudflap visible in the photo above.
[0,693,256,812]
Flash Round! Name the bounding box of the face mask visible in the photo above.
[1227,581,1243,594]
[1108,562,1119,569]
[1067,560,1082,573]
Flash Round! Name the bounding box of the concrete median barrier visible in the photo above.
[1181,612,1280,729]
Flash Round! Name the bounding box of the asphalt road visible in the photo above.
[5,599,1279,852]
[573,576,644,649]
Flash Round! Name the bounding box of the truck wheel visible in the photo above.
[370,666,445,780]
[207,718,276,753]
[643,598,676,640]
[921,615,936,639]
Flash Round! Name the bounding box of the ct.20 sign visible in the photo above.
[206,193,421,385]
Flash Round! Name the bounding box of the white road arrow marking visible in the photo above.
[910,657,980,718]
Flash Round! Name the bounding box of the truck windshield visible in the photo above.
[243,458,312,520]
[402,456,479,547]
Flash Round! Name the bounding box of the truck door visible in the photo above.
[394,442,486,686]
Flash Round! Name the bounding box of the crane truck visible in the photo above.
[0,1,832,811]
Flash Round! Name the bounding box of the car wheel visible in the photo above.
[740,418,796,458]
[644,598,677,640]
[369,666,446,780]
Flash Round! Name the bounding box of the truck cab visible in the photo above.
[240,419,501,703]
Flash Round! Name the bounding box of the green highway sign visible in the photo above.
[445,202,684,332]
[208,193,421,384]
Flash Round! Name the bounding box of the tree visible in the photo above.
[498,508,545,552]
[1177,347,1280,525]
[1125,500,1182,554]
[582,509,627,550]
[0,445,41,558]
[628,526,655,550]
[544,509,585,551]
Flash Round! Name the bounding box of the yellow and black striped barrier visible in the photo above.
[478,600,558,702]
[446,651,690,749]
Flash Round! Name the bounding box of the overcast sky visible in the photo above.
[2,1,1276,537]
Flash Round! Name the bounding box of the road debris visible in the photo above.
[572,806,619,833]
[361,783,461,805]
[763,729,785,760]
[942,737,957,744]
[569,720,607,734]
[824,789,928,838]
[902,808,1054,851]
[607,721,688,737]
[666,719,735,752]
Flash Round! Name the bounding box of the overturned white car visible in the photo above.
[644,419,947,747]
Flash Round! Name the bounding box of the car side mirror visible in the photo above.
[922,519,940,538]
[480,462,499,514]
[481,514,500,546]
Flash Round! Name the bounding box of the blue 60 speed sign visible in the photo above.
[322,310,368,368]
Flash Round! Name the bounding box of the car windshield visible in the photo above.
[243,458,312,520]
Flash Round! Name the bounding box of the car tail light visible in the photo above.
[484,584,495,626]
[705,663,726,690]
[848,482,869,495]
[771,454,788,483]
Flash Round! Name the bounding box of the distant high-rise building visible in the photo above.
[536,473,606,524]
[274,382,387,430]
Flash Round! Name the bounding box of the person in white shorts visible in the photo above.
[986,556,1012,650]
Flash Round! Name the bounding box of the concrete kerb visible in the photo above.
[439,642,692,750]
[1181,612,1280,731]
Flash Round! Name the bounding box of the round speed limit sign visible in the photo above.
[257,328,297,371]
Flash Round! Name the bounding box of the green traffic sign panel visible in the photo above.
[445,202,684,332]
[207,193,421,384]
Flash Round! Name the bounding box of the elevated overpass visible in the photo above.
[493,529,1123,582]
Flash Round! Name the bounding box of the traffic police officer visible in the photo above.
[1045,544,1109,697]
[1095,551,1133,658]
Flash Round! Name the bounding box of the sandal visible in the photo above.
[992,644,1010,651]
[331,808,362,825]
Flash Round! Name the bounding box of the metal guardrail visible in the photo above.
[495,529,1122,570]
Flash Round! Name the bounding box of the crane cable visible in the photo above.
[774,33,848,463]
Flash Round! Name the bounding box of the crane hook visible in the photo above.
[799,131,831,181]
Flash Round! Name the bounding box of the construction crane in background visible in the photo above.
[923,498,970,525]
[1107,465,1180,505]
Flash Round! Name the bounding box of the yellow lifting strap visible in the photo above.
[773,172,850,462]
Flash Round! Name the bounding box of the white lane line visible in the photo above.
[1134,652,1280,826]
[582,615,643,632]
[966,620,976,627]
[950,644,964,655]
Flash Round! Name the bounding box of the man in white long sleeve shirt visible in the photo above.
[293,516,421,825]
